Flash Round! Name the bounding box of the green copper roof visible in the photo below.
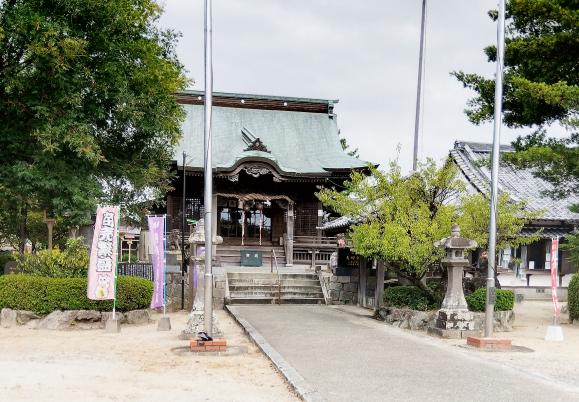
[174,101,367,175]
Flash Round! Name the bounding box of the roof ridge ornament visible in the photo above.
[241,127,270,153]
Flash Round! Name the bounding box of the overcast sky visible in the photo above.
[158,0,536,172]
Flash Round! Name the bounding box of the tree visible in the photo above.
[0,0,187,253]
[318,159,542,302]
[458,192,541,263]
[453,0,578,128]
[317,159,461,302]
[453,0,578,263]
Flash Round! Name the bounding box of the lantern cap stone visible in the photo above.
[434,224,477,250]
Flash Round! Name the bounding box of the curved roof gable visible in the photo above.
[173,91,367,177]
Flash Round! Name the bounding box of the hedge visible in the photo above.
[465,288,514,312]
[569,274,579,322]
[0,275,153,315]
[383,286,433,311]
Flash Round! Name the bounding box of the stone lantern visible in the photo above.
[180,219,223,339]
[428,224,479,339]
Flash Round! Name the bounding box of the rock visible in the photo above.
[125,310,151,325]
[337,276,351,284]
[16,310,40,325]
[72,310,103,330]
[561,303,568,314]
[37,310,80,330]
[75,310,102,322]
[409,311,435,331]
[472,310,515,332]
[101,312,127,324]
[1,308,17,328]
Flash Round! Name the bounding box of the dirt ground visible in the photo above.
[446,300,579,390]
[0,310,299,402]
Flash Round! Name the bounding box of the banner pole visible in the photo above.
[113,206,120,321]
[163,214,167,317]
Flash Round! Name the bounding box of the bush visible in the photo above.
[0,275,153,314]
[17,238,89,278]
[383,286,434,311]
[465,288,514,312]
[0,252,16,273]
[569,274,579,322]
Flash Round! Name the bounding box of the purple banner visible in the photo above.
[148,216,165,309]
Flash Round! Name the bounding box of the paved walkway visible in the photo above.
[229,305,579,402]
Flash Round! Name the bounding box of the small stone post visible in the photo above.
[428,224,479,339]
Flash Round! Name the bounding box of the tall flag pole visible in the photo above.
[485,0,506,339]
[203,0,214,336]
[412,0,427,171]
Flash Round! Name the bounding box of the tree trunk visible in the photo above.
[383,261,438,304]
[18,204,28,255]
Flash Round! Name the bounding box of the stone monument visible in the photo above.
[428,224,479,339]
[180,219,223,339]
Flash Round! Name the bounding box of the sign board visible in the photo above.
[87,206,119,300]
[550,237,560,317]
[148,216,166,309]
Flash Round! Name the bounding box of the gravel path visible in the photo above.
[0,310,298,402]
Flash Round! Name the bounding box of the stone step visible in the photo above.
[227,272,317,280]
[230,290,324,298]
[228,280,322,288]
[229,284,322,292]
[227,297,325,305]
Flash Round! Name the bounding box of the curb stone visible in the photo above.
[226,305,322,402]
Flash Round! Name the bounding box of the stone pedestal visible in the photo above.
[105,319,121,333]
[157,316,171,331]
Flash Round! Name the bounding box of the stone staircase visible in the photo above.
[216,245,286,267]
[226,272,326,304]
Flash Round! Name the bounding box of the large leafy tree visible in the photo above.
[0,0,187,252]
[318,160,541,302]
[458,193,541,263]
[453,0,578,265]
[317,160,460,301]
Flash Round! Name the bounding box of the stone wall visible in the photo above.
[376,307,515,332]
[321,269,359,305]
[166,267,225,312]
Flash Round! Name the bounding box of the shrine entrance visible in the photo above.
[215,194,292,247]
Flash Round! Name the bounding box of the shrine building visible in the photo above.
[163,90,367,266]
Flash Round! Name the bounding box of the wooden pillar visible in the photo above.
[375,261,385,309]
[358,256,367,307]
[316,201,323,238]
[286,203,294,266]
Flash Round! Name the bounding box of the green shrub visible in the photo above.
[0,275,153,314]
[569,274,579,321]
[383,286,434,311]
[17,238,89,278]
[465,288,514,312]
[0,252,16,273]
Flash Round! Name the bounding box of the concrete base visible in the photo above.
[467,337,512,350]
[427,327,481,339]
[105,319,121,333]
[157,316,171,331]
[545,325,564,341]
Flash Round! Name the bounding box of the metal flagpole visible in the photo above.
[203,0,214,337]
[181,152,186,310]
[412,0,427,171]
[485,0,506,339]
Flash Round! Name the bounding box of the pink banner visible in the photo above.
[550,237,560,317]
[87,206,119,300]
[148,216,165,309]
